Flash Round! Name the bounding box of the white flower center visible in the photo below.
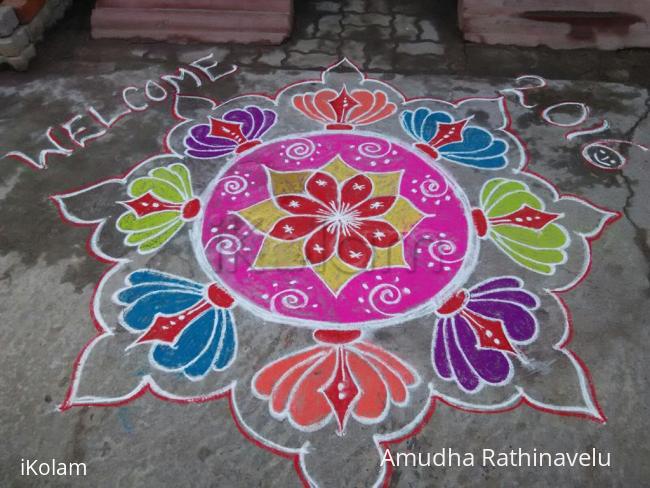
[318,201,361,236]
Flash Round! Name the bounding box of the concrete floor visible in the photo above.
[1,0,649,487]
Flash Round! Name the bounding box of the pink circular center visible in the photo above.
[199,133,472,328]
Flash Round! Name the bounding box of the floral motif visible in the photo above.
[115,270,237,380]
[117,163,200,254]
[184,105,277,158]
[400,108,508,169]
[433,277,539,393]
[252,330,419,434]
[473,178,569,275]
[268,171,399,269]
[229,147,448,301]
[293,87,396,130]
[54,60,619,488]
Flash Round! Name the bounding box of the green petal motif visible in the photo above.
[116,163,198,254]
[479,178,569,275]
[129,163,193,203]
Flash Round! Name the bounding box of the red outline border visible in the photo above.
[50,58,622,488]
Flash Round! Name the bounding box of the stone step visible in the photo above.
[463,14,650,36]
[92,27,288,44]
[91,7,292,44]
[95,0,292,13]
[460,0,649,14]
[458,0,650,49]
[465,30,650,50]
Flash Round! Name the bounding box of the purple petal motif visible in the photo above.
[455,316,511,384]
[466,300,536,341]
[433,318,452,380]
[185,124,237,158]
[184,106,277,159]
[224,106,277,140]
[470,276,522,295]
[432,276,539,393]
[444,318,480,391]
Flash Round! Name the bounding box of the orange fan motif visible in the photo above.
[293,87,397,130]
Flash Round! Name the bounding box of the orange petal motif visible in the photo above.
[289,352,337,427]
[253,346,326,396]
[346,341,420,419]
[293,91,333,123]
[293,88,396,129]
[353,341,418,385]
[347,351,388,420]
[253,346,335,429]
[362,353,408,404]
[348,90,397,125]
[252,340,419,433]
[313,90,339,121]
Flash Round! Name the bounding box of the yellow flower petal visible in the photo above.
[383,197,424,234]
[237,200,287,233]
[312,255,359,294]
[253,238,307,268]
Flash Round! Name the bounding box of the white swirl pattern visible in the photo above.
[220,175,248,195]
[285,139,316,160]
[420,178,448,198]
[270,289,309,313]
[368,283,403,316]
[358,140,392,158]
[427,239,465,263]
[204,233,242,255]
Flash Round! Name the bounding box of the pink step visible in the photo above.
[458,0,650,49]
[92,26,288,44]
[95,0,292,13]
[91,0,293,44]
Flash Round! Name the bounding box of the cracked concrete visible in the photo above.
[0,0,649,487]
[619,97,650,291]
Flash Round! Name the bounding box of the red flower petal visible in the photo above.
[347,351,388,420]
[276,195,327,216]
[289,351,337,427]
[354,196,396,217]
[305,225,337,265]
[306,172,338,207]
[341,174,372,208]
[356,220,400,248]
[269,216,321,241]
[338,231,372,268]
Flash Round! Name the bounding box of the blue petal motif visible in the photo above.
[121,290,202,331]
[152,309,217,370]
[214,311,236,370]
[184,309,225,378]
[115,269,238,380]
[400,108,508,169]
[183,310,237,378]
[117,283,199,305]
[126,270,204,291]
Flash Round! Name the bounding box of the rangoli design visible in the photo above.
[53,60,619,487]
